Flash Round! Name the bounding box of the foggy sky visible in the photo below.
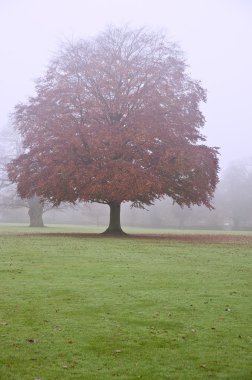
[1,0,252,170]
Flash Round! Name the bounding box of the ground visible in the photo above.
[0,225,251,379]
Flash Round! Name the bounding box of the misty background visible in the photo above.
[0,0,252,229]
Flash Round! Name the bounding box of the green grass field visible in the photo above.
[0,225,251,379]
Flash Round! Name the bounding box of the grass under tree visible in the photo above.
[0,226,251,379]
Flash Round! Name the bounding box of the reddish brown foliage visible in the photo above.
[7,26,219,233]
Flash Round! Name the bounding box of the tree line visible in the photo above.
[1,149,251,230]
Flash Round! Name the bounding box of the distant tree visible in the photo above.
[26,195,59,227]
[0,190,50,227]
[217,161,252,229]
[0,127,20,189]
[0,127,52,226]
[7,25,219,234]
[171,203,193,229]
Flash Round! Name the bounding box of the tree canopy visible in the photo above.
[7,25,219,234]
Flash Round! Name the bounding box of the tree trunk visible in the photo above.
[232,216,240,230]
[103,202,126,235]
[28,195,44,227]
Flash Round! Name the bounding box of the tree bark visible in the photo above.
[28,195,44,227]
[103,202,126,235]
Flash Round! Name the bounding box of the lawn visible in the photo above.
[0,225,251,379]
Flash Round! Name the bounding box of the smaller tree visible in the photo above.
[0,126,53,227]
[217,160,252,229]
[27,195,45,227]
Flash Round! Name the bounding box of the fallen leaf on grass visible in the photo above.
[53,325,62,331]
[27,339,36,343]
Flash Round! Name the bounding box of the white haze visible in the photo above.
[0,0,252,170]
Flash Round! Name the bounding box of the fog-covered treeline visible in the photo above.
[124,160,252,230]
[1,156,252,230]
[1,126,251,230]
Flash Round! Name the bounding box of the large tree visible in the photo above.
[7,26,219,234]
